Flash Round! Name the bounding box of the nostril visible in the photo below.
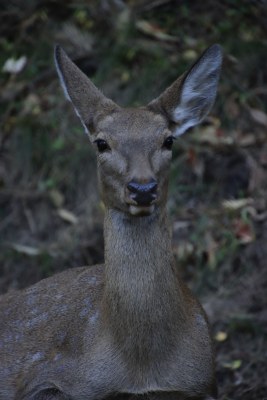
[127,181,139,194]
[147,180,158,194]
[127,179,157,194]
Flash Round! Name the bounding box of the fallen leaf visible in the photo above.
[214,331,228,342]
[249,107,267,127]
[194,123,234,147]
[136,20,178,42]
[58,209,78,224]
[49,189,65,208]
[182,49,198,61]
[10,243,41,256]
[99,201,105,213]
[222,198,254,210]
[236,133,257,147]
[173,241,194,261]
[233,219,254,244]
[2,56,27,74]
[223,359,242,370]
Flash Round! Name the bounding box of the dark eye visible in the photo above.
[163,136,175,150]
[94,139,110,153]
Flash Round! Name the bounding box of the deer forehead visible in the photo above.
[97,109,168,141]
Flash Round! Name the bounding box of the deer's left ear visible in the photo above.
[148,44,222,137]
[54,45,119,138]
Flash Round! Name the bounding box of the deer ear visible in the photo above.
[54,45,119,136]
[149,44,222,136]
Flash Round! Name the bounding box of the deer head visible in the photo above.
[55,45,222,217]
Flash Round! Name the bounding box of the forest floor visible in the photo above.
[0,1,267,399]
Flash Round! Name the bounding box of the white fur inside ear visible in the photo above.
[172,51,221,137]
[173,105,199,136]
[55,56,89,135]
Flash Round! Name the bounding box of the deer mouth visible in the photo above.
[128,204,155,216]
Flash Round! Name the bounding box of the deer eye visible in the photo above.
[94,139,110,153]
[162,136,175,151]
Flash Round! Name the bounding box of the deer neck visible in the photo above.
[101,208,187,362]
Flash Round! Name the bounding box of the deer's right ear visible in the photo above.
[148,44,222,137]
[54,45,118,137]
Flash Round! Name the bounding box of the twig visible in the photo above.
[0,189,47,200]
[140,0,173,11]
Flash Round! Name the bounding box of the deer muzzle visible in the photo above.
[127,179,158,207]
[126,179,158,216]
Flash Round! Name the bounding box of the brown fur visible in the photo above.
[0,45,222,399]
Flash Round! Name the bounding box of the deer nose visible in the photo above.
[127,179,158,206]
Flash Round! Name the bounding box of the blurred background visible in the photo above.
[0,0,267,398]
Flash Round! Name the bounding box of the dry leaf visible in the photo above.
[236,133,257,147]
[233,219,254,244]
[182,49,198,61]
[58,209,78,224]
[10,243,41,256]
[222,198,253,210]
[249,107,267,127]
[136,20,178,42]
[194,123,234,146]
[173,241,194,260]
[223,359,242,370]
[2,56,27,74]
[99,201,106,213]
[214,331,228,342]
[49,189,64,208]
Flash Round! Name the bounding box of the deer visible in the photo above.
[0,44,222,400]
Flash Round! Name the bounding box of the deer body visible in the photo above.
[0,45,222,400]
